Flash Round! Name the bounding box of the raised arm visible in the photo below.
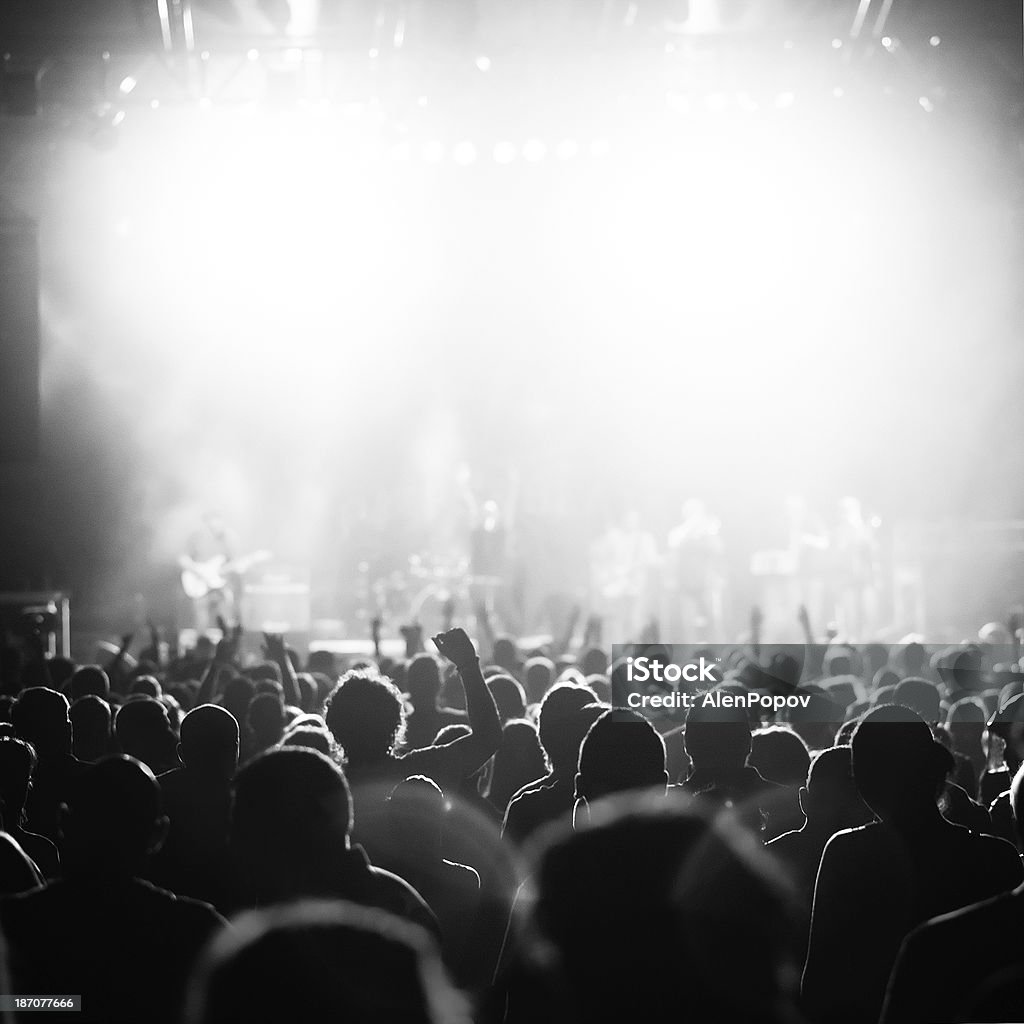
[263,632,301,708]
[197,622,241,706]
[107,632,134,696]
[401,627,501,784]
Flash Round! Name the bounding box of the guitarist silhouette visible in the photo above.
[178,511,269,633]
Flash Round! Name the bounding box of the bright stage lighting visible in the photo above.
[38,40,1018,554]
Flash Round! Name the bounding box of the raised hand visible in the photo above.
[262,632,287,663]
[797,604,812,635]
[432,627,478,669]
[215,622,242,664]
[400,622,424,658]
[141,619,162,662]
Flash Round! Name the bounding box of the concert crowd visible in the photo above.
[1,602,1024,1024]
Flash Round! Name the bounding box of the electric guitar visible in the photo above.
[179,549,272,600]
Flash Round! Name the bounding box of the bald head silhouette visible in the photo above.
[179,704,239,778]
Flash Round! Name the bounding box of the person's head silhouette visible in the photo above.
[491,637,521,674]
[186,899,468,1024]
[576,709,668,808]
[487,674,527,723]
[684,700,751,777]
[750,726,810,788]
[405,655,442,709]
[0,737,37,828]
[60,754,168,877]
[282,725,335,757]
[490,719,547,811]
[851,704,950,823]
[69,665,110,702]
[893,677,941,725]
[799,745,871,829]
[246,692,285,753]
[386,775,446,861]
[70,695,112,762]
[115,697,177,774]
[131,675,162,699]
[231,747,353,904]
[222,676,255,728]
[179,704,239,779]
[524,657,555,704]
[12,687,72,760]
[325,671,405,765]
[537,683,600,778]
[531,791,798,1024]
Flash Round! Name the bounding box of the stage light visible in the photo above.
[475,56,491,72]
[493,141,517,164]
[119,76,137,95]
[199,97,212,110]
[774,91,795,109]
[150,99,160,109]
[831,38,843,49]
[54,48,1009,565]
[919,95,934,113]
[832,86,844,99]
[369,48,379,59]
[929,36,941,47]
[881,36,893,49]
[247,48,260,61]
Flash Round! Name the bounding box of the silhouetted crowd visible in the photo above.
[1,615,1024,1024]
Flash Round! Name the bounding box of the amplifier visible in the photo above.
[0,591,70,658]
[241,566,311,633]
